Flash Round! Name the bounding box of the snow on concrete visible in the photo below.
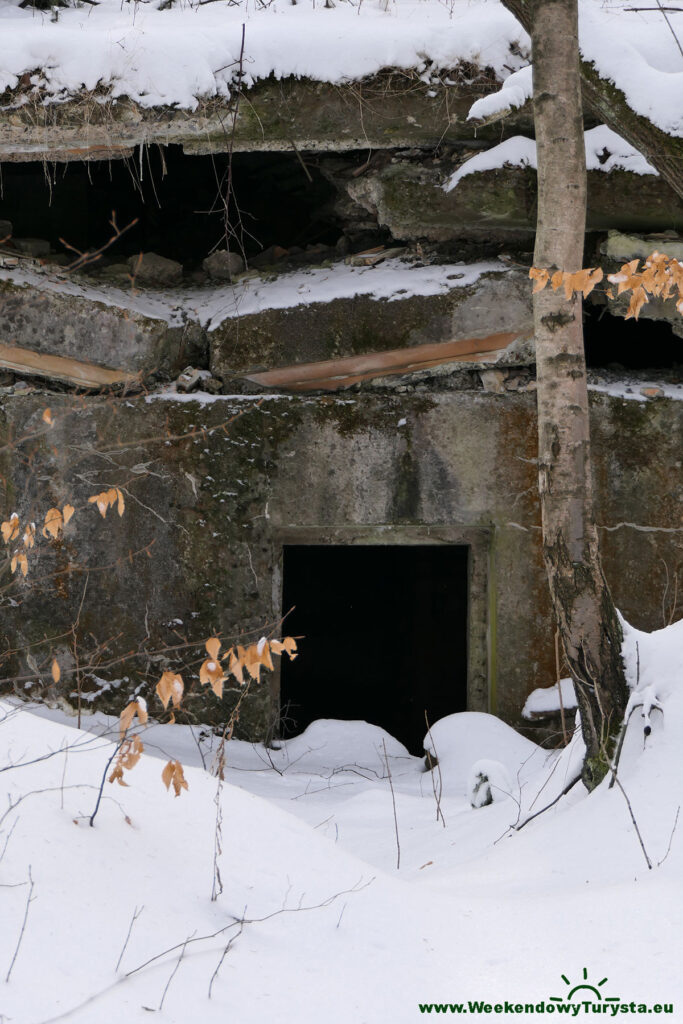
[444,126,657,191]
[194,259,504,328]
[0,0,680,143]
[522,677,578,719]
[0,0,528,110]
[0,258,505,332]
[467,63,533,122]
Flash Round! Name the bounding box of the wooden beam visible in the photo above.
[0,342,141,390]
[245,331,526,391]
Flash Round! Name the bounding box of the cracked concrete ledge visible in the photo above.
[0,74,533,163]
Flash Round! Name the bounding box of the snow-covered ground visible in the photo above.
[0,0,681,140]
[1,617,681,1023]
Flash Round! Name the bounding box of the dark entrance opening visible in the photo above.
[0,147,341,268]
[280,544,469,755]
[584,304,680,370]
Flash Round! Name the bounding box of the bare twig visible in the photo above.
[208,913,245,998]
[655,0,683,58]
[424,711,445,828]
[0,818,18,863]
[5,865,35,982]
[382,738,400,869]
[127,878,374,979]
[59,212,138,273]
[89,739,125,827]
[611,775,652,870]
[555,629,568,745]
[513,773,581,832]
[657,806,680,867]
[158,931,196,1011]
[115,905,144,972]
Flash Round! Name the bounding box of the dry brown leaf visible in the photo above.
[205,636,221,661]
[282,637,298,659]
[162,760,189,797]
[62,504,75,525]
[119,700,138,738]
[550,270,564,292]
[116,488,125,517]
[1,515,19,544]
[10,552,28,577]
[257,639,274,672]
[528,267,549,294]
[88,492,110,518]
[51,658,60,684]
[42,507,63,540]
[120,734,144,770]
[625,286,648,321]
[227,649,245,686]
[108,763,129,787]
[42,408,54,427]
[23,524,35,549]
[242,644,262,682]
[156,671,184,710]
[200,657,225,694]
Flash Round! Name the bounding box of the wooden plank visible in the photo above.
[0,342,141,390]
[245,331,525,391]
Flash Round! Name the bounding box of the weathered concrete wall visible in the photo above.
[0,73,532,163]
[338,161,683,243]
[0,277,206,377]
[209,269,534,383]
[1,388,679,745]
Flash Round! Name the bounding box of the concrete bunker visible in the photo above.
[279,543,469,754]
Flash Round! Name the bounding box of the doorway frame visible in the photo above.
[273,525,491,729]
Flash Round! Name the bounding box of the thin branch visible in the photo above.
[5,864,35,982]
[513,773,581,832]
[208,914,245,998]
[157,930,195,1011]
[89,740,124,827]
[611,775,652,870]
[655,0,683,57]
[126,878,374,979]
[115,905,144,972]
[382,738,400,870]
[657,806,680,867]
[424,711,445,828]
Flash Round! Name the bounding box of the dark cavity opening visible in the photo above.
[0,146,341,268]
[280,544,469,756]
[584,303,681,370]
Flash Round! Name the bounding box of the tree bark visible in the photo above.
[531,0,630,789]
[501,0,683,203]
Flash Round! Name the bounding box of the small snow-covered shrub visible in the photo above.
[467,758,512,808]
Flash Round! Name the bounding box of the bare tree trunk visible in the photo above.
[501,0,683,203]
[531,0,629,789]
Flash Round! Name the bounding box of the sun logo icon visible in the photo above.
[551,969,620,1004]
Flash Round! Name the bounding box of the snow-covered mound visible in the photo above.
[1,616,681,1022]
[267,718,412,774]
[423,709,545,796]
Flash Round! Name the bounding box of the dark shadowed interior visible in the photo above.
[280,544,469,755]
[584,304,680,370]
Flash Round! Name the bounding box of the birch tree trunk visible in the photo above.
[531,0,629,789]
